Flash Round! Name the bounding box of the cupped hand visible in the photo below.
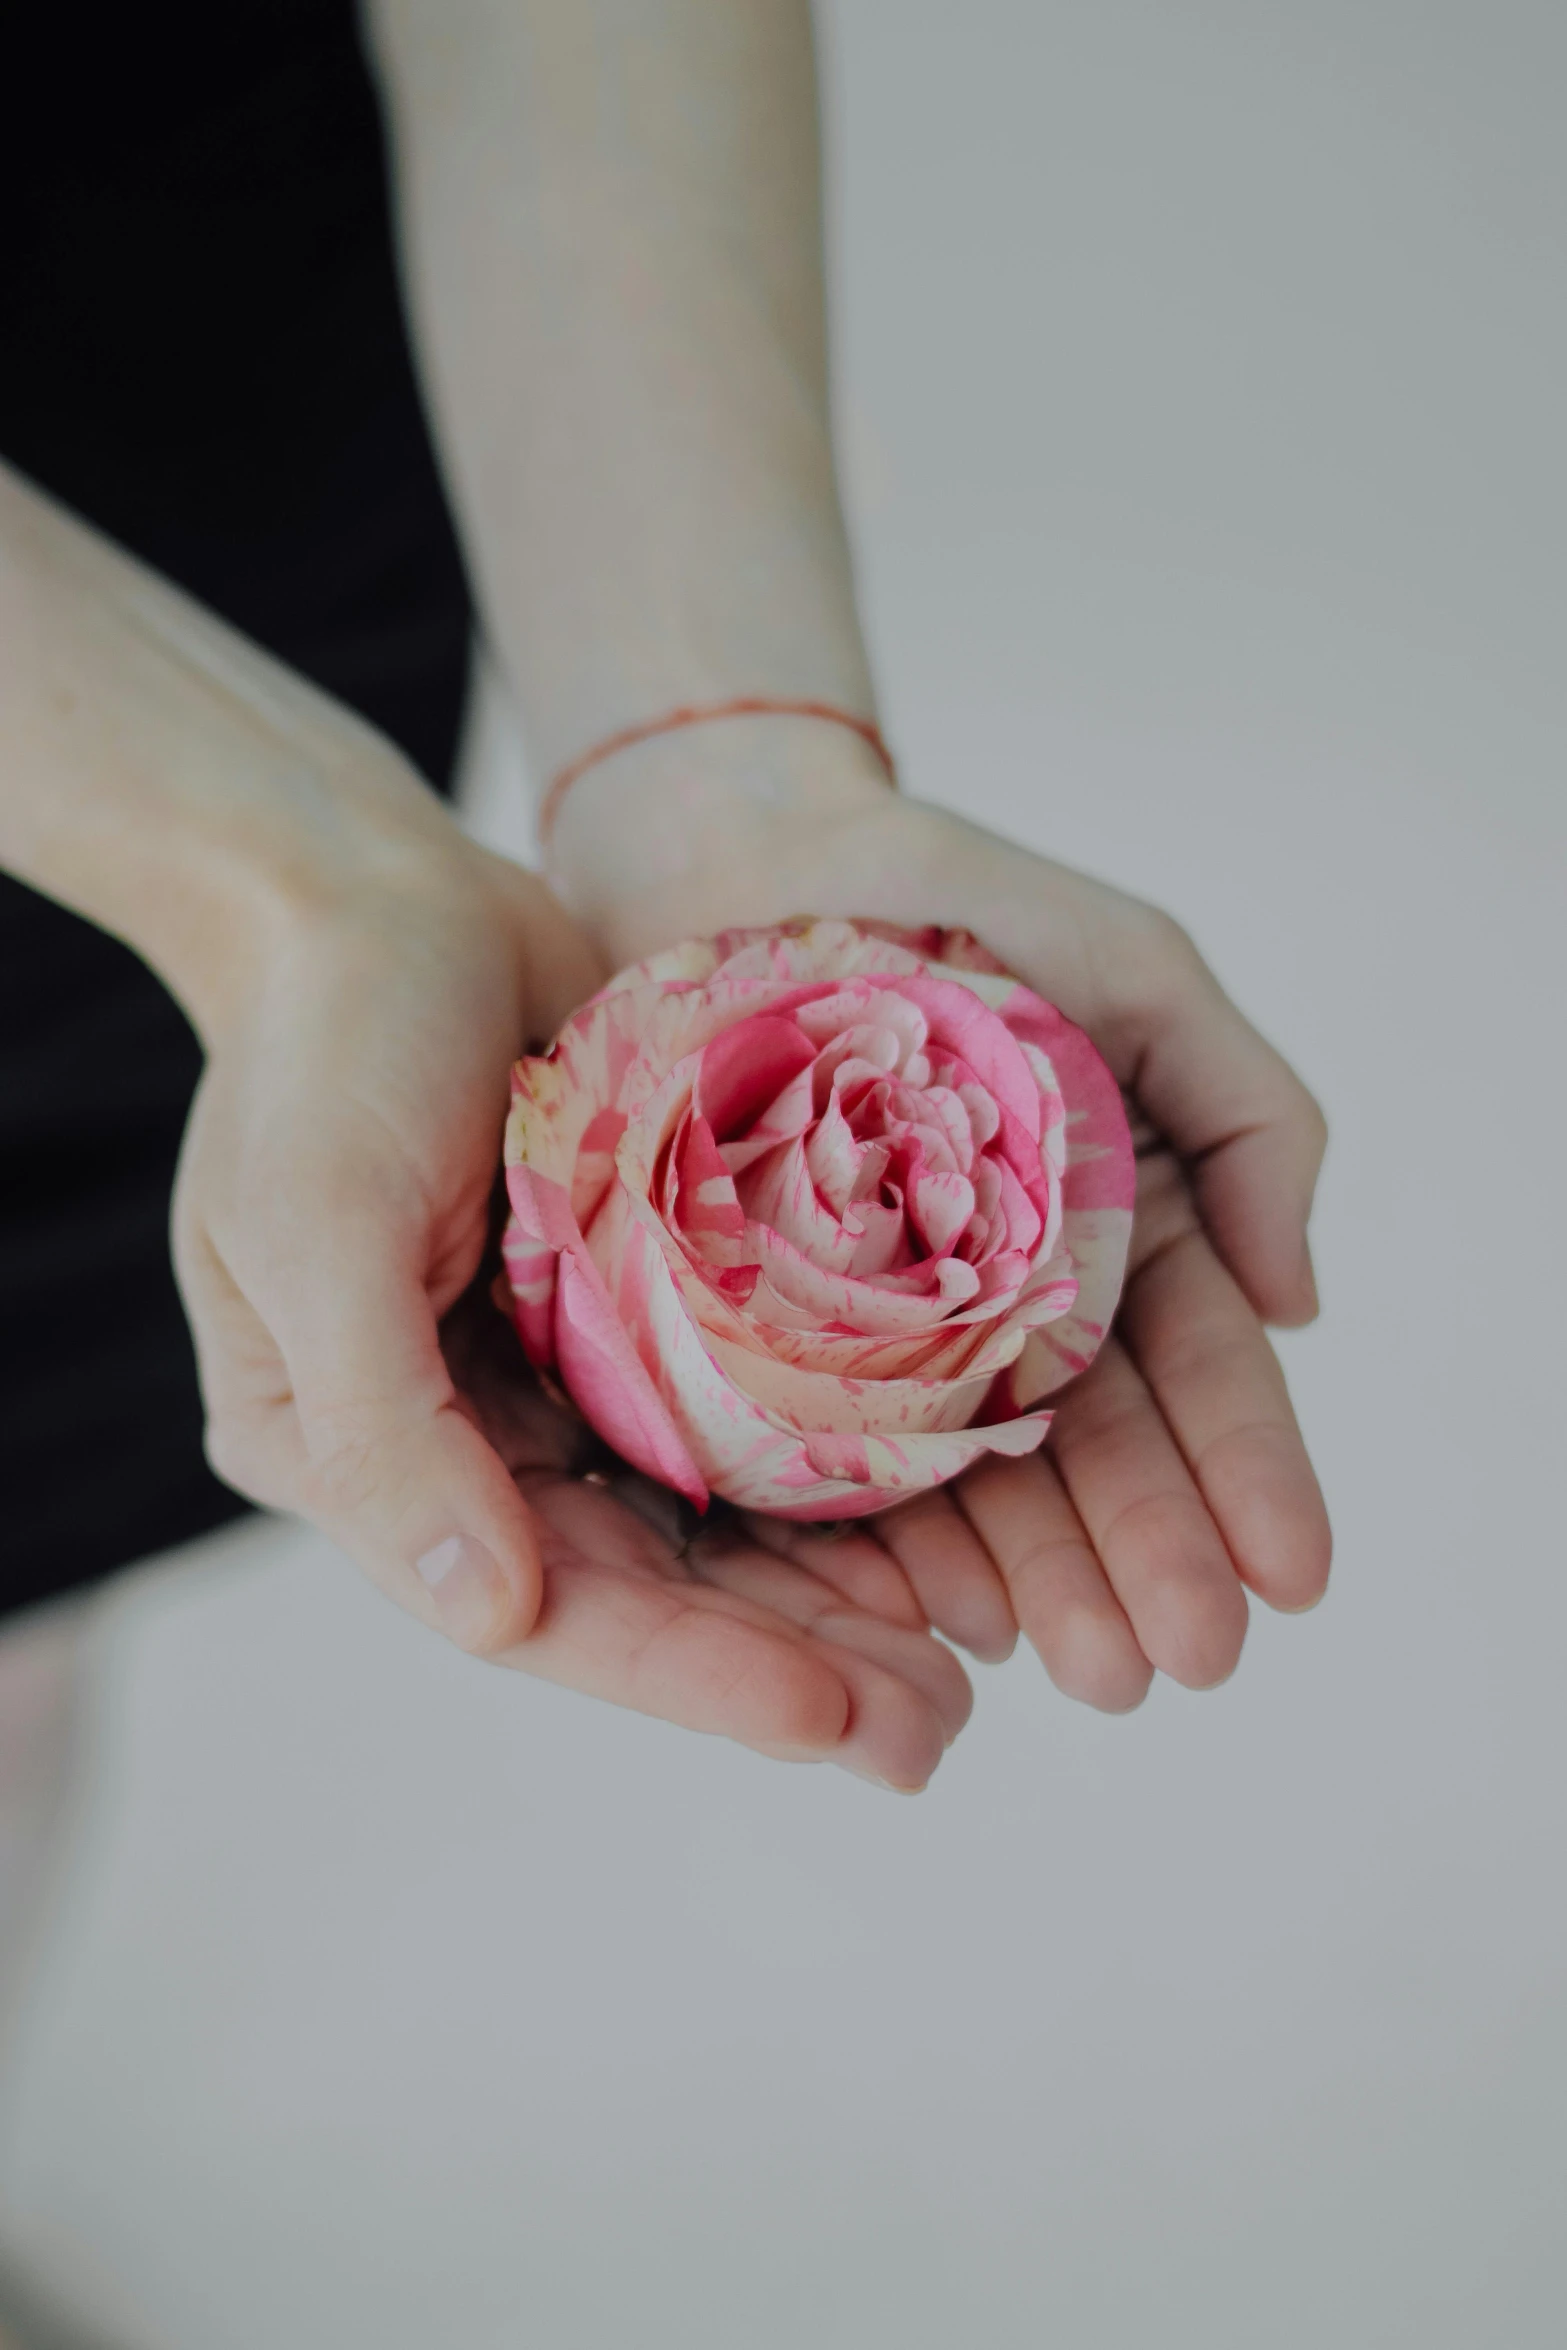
[173,820,967,1786]
[444,1286,968,1789]
[172,830,600,1637]
[572,786,1333,1706]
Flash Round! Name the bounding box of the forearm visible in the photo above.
[365,0,891,941]
[0,461,467,1042]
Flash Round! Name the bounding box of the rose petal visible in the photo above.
[505,1164,708,1506]
[695,1016,818,1139]
[667,1111,748,1267]
[803,1091,874,1215]
[905,1160,978,1257]
[843,1198,908,1278]
[880,974,1045,1144]
[506,918,1133,1519]
[588,1179,1056,1514]
[795,983,929,1065]
[737,1134,858,1272]
[554,1249,710,1508]
[745,1222,983,1333]
[701,1328,999,1439]
[994,998,1135,1403]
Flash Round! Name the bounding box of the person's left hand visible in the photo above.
[174,801,967,1791]
[441,1284,972,1790]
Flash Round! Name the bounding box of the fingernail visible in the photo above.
[839,1757,925,1795]
[963,1627,1019,1667]
[415,1534,505,1651]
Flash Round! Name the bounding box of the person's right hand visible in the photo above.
[553,769,1334,1711]
[173,820,968,1789]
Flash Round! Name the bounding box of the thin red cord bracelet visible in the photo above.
[538,694,898,850]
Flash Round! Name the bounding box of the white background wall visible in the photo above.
[3,3,1564,2342]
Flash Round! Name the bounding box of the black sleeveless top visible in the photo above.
[1,2,474,1612]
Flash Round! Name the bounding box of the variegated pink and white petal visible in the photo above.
[499,1225,558,1368]
[751,1414,1052,1521]
[610,963,994,1136]
[501,983,669,1356]
[603,1175,1035,1449]
[504,1164,709,1506]
[584,933,725,1002]
[665,1254,1022,1386]
[704,919,930,988]
[504,918,1132,1512]
[552,1250,710,1508]
[625,918,1000,1000]
[699,1329,998,1440]
[612,980,825,1126]
[995,1203,1135,1409]
[994,998,1134,1405]
[742,1223,985,1334]
[587,1178,1051,1515]
[879,975,1044,1144]
[642,1161,1079,1391]
[505,979,671,1203]
[617,1047,1048,1339]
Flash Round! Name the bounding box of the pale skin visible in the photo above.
[0,0,1328,1793]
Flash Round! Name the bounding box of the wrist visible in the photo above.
[0,467,482,1048]
[82,708,483,1052]
[548,710,897,965]
[172,758,485,1049]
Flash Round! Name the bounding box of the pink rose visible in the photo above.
[501,919,1134,1519]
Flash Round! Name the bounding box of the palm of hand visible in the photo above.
[441,1286,970,1788]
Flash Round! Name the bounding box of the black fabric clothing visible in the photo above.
[1,2,475,1613]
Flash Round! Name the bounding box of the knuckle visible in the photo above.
[1139,903,1204,976]
[300,1422,386,1519]
[1297,1087,1330,1163]
[1106,903,1213,1032]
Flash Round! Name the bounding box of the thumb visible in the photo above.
[272,1217,545,1653]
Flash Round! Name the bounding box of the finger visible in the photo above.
[519,1477,945,1789]
[175,1217,309,1506]
[688,1538,972,1748]
[247,1211,544,1654]
[1116,1229,1332,1613]
[815,1638,954,1792]
[1047,1338,1250,1689]
[521,1475,949,1785]
[956,1454,1153,1712]
[872,1490,1018,1662]
[510,1522,851,1754]
[1114,917,1327,1326]
[740,1514,928,1630]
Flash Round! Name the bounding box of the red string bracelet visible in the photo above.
[538,694,897,850]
